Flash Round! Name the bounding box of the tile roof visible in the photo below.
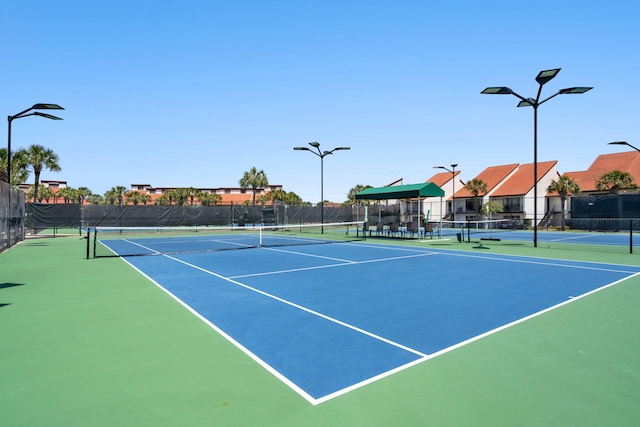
[569,151,640,192]
[454,164,518,198]
[426,170,460,187]
[491,161,557,197]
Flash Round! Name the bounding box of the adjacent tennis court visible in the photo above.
[103,232,640,404]
[435,220,640,252]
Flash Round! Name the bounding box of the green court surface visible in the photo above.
[2,237,640,426]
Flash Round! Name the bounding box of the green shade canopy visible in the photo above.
[355,182,444,200]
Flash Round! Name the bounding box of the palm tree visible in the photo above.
[267,189,305,206]
[77,187,92,204]
[347,184,373,206]
[104,189,118,205]
[125,191,147,205]
[199,192,222,206]
[155,194,171,206]
[58,186,79,203]
[267,189,287,205]
[480,200,503,219]
[239,167,268,205]
[284,191,305,205]
[158,189,175,206]
[0,147,30,185]
[87,194,104,205]
[27,184,54,203]
[480,200,503,236]
[547,175,581,231]
[596,170,638,194]
[187,187,201,206]
[105,186,128,205]
[464,178,488,218]
[173,188,190,206]
[0,147,8,183]
[24,144,61,202]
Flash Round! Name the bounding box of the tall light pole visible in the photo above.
[482,68,592,247]
[434,164,458,220]
[7,103,64,185]
[293,142,350,227]
[5,104,64,248]
[609,141,640,152]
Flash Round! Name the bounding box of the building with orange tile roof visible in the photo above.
[543,151,640,225]
[562,151,640,193]
[444,161,558,225]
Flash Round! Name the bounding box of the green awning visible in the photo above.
[355,182,444,200]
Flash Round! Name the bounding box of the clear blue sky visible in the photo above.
[3,1,639,203]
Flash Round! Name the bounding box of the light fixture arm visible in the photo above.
[507,89,530,105]
[609,141,640,152]
[538,91,563,107]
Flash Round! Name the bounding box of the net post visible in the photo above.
[85,228,90,259]
[93,228,97,259]
[359,220,366,241]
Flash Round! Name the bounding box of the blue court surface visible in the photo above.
[117,241,640,404]
[456,228,639,247]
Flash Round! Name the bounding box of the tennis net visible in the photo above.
[436,219,527,237]
[89,221,365,258]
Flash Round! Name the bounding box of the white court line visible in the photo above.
[122,237,256,252]
[545,234,602,242]
[228,249,438,279]
[434,250,637,274]
[262,246,359,263]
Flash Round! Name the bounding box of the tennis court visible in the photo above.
[473,229,637,246]
[4,233,640,426]
[100,229,640,404]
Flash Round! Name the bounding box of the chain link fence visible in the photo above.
[0,180,25,252]
[542,218,640,254]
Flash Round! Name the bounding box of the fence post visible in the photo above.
[630,219,633,254]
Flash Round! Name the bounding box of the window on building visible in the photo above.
[503,197,522,212]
